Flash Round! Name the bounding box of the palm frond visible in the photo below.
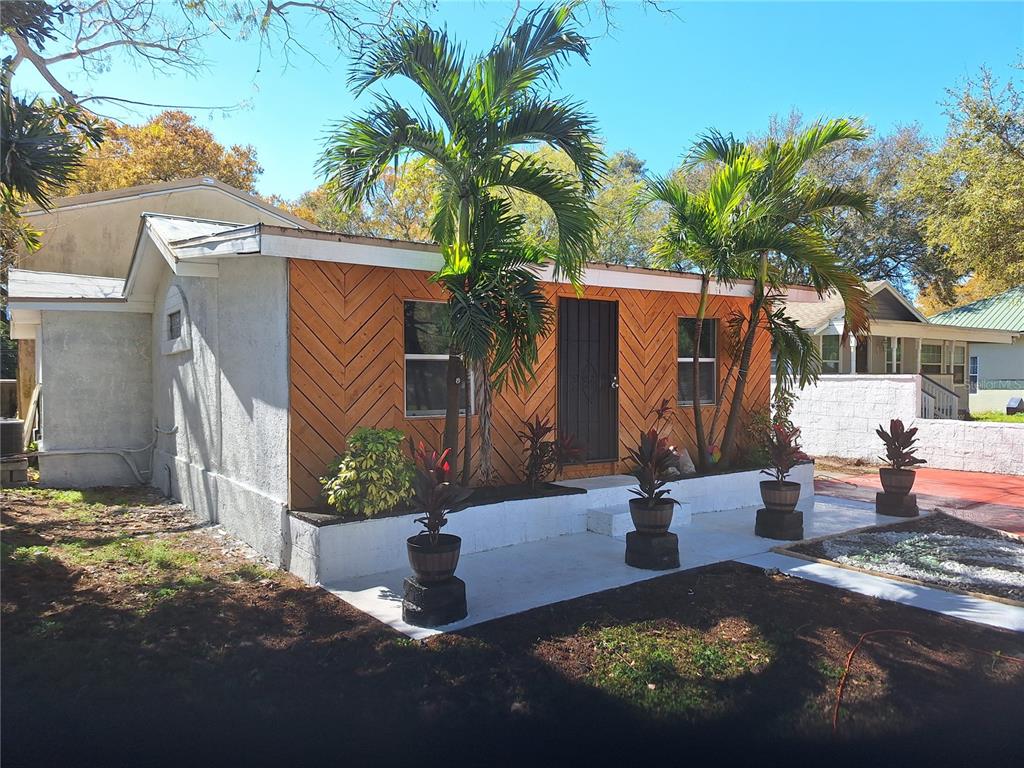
[766,304,821,393]
[684,129,747,168]
[484,153,598,285]
[791,117,868,165]
[486,96,605,190]
[348,23,472,134]
[318,96,453,206]
[478,2,589,111]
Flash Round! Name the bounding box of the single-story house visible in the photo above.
[7,183,822,571]
[929,287,1024,413]
[781,280,1017,418]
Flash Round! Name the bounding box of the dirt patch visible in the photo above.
[783,513,1024,603]
[3,487,1023,767]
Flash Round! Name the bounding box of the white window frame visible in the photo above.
[677,317,717,406]
[820,334,841,374]
[920,342,942,376]
[884,336,902,374]
[403,299,474,419]
[952,343,967,387]
[969,355,979,394]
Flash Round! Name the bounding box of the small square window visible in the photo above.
[168,310,182,340]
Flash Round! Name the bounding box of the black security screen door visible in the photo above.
[558,298,619,462]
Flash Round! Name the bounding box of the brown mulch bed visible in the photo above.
[782,513,1024,603]
[3,487,1023,768]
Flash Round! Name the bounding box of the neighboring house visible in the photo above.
[929,287,1024,413]
[7,194,819,569]
[782,280,1017,418]
[9,178,311,423]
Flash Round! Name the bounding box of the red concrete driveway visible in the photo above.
[816,466,1024,535]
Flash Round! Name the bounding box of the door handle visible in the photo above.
[610,376,619,390]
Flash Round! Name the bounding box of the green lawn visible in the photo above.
[970,411,1024,423]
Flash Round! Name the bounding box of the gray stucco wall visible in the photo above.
[37,310,153,486]
[149,257,290,563]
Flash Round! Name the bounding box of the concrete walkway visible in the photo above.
[816,466,1024,535]
[326,495,1024,639]
[739,551,1024,632]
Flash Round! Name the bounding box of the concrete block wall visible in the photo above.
[785,375,920,462]
[782,374,1024,475]
[914,420,1024,476]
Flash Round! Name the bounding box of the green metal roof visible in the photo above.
[928,286,1024,332]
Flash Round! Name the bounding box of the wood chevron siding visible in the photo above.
[288,259,770,509]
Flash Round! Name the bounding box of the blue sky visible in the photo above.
[10,1,1024,199]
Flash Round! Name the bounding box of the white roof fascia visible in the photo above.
[260,231,444,272]
[172,224,262,259]
[180,229,758,297]
[539,263,753,298]
[871,319,1014,344]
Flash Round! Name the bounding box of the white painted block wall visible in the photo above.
[780,375,1024,475]
[286,464,815,585]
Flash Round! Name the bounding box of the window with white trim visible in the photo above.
[921,342,942,375]
[953,344,966,385]
[677,318,717,405]
[884,336,903,374]
[821,334,841,374]
[969,355,979,394]
[404,300,472,417]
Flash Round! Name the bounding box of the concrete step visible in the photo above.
[587,502,692,538]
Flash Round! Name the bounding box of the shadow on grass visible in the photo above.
[3,536,1022,767]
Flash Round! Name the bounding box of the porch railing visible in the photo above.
[920,375,958,420]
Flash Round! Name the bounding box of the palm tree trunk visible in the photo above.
[476,360,494,485]
[720,253,768,465]
[691,275,710,472]
[462,368,472,486]
[444,195,473,477]
[444,350,461,477]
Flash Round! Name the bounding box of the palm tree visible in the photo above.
[636,149,767,471]
[1,64,103,253]
[682,119,873,465]
[319,3,603,479]
[442,195,554,482]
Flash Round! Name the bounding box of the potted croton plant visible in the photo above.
[625,428,680,534]
[759,425,810,513]
[876,418,926,494]
[406,442,471,583]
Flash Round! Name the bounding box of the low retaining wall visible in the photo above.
[284,463,815,585]
[782,374,1024,475]
[913,420,1024,475]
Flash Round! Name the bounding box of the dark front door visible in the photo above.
[558,298,619,462]
[855,338,868,373]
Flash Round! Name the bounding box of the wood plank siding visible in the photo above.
[288,258,771,509]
